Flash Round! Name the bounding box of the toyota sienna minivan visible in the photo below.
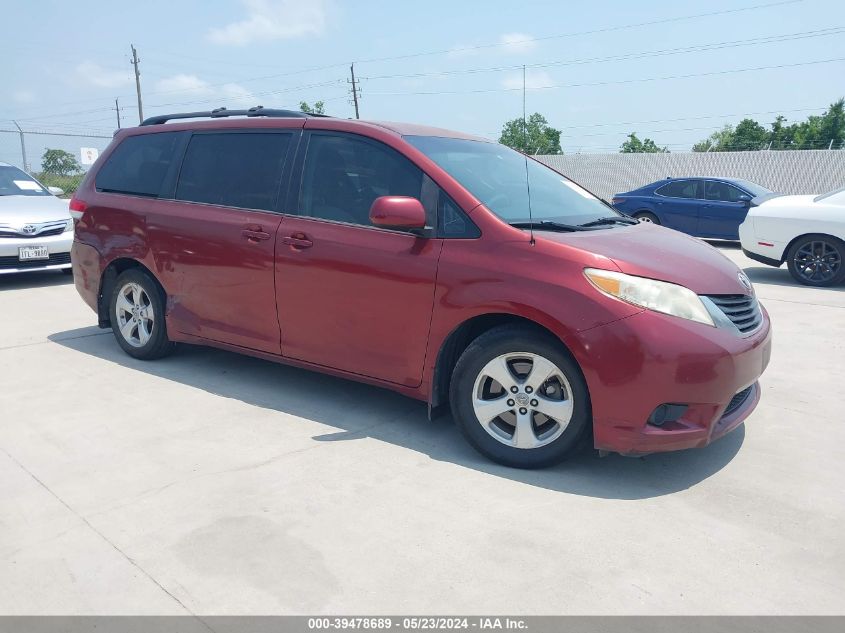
[70,107,772,468]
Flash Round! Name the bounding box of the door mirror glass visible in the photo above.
[737,194,752,205]
[370,196,427,229]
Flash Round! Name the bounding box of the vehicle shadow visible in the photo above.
[0,270,72,290]
[49,327,745,501]
[743,265,845,291]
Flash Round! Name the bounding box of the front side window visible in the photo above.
[176,132,292,211]
[656,180,702,199]
[705,181,746,202]
[0,165,49,197]
[299,133,424,227]
[405,136,612,225]
[96,132,181,198]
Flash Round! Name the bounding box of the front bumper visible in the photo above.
[566,306,772,455]
[0,231,73,274]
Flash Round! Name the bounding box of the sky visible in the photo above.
[1,0,844,166]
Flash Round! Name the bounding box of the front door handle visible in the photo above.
[242,229,271,242]
[282,234,313,249]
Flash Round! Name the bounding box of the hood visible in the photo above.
[0,194,71,226]
[536,223,750,295]
[755,193,816,208]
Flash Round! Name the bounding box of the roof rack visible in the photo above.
[140,105,329,126]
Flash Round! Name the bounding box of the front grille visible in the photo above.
[706,294,762,333]
[723,385,754,417]
[0,252,71,270]
[0,226,66,238]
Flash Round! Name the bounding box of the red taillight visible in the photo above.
[69,197,87,220]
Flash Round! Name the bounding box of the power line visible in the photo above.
[359,26,845,82]
[354,0,803,64]
[366,57,845,96]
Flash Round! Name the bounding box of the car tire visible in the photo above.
[785,234,845,287]
[449,325,591,468]
[108,268,174,360]
[633,211,660,225]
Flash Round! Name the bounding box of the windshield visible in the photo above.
[814,186,845,204]
[405,136,614,225]
[0,165,49,197]
[732,179,772,198]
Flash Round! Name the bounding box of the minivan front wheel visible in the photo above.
[109,269,174,360]
[450,326,590,468]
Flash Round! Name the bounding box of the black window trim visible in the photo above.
[171,128,300,214]
[654,179,704,200]
[287,129,480,239]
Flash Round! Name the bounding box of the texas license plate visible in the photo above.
[19,245,49,261]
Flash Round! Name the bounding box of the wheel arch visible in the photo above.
[780,231,845,264]
[428,312,581,419]
[97,257,166,327]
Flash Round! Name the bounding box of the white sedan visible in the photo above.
[0,162,73,275]
[739,186,845,287]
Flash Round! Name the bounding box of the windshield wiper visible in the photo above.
[509,220,586,232]
[578,216,638,227]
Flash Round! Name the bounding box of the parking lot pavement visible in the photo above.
[0,244,843,616]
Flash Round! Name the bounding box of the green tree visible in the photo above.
[299,100,325,115]
[692,125,735,152]
[41,149,81,176]
[499,113,562,154]
[620,132,668,153]
[730,118,770,150]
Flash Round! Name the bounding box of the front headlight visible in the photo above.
[64,219,73,232]
[584,268,715,326]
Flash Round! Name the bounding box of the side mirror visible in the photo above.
[369,196,427,230]
[48,186,65,196]
[737,195,751,205]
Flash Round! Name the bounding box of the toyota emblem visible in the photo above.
[738,272,754,294]
[22,224,36,235]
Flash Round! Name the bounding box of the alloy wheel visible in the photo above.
[471,352,574,450]
[115,282,155,348]
[793,239,842,284]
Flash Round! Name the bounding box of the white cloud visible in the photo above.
[13,90,36,104]
[501,69,553,91]
[153,75,256,107]
[208,0,326,46]
[499,32,538,54]
[76,61,133,88]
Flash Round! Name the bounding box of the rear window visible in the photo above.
[656,180,701,199]
[176,132,292,211]
[96,132,181,197]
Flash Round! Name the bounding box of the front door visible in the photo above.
[700,180,750,239]
[654,179,703,234]
[275,131,442,386]
[158,129,295,353]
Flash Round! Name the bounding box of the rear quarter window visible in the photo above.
[95,132,182,197]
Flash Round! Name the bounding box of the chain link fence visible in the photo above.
[0,127,113,197]
[537,149,845,201]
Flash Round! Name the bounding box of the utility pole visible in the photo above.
[349,63,360,119]
[12,121,28,172]
[130,44,143,124]
[114,97,122,129]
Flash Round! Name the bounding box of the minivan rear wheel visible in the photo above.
[109,269,174,360]
[449,326,590,468]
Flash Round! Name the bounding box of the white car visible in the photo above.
[739,186,845,287]
[0,162,74,275]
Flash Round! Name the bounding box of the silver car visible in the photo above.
[0,162,73,275]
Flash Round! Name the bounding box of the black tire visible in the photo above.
[785,234,845,287]
[449,325,591,469]
[108,268,174,360]
[633,211,660,225]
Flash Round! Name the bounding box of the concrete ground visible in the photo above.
[0,244,843,615]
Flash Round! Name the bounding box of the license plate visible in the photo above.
[19,246,49,261]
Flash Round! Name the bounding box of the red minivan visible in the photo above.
[70,108,772,468]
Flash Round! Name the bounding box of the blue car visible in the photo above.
[611,177,774,240]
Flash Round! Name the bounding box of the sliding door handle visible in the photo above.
[242,229,271,242]
[282,235,313,249]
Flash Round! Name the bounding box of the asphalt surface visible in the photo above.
[1,244,843,615]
